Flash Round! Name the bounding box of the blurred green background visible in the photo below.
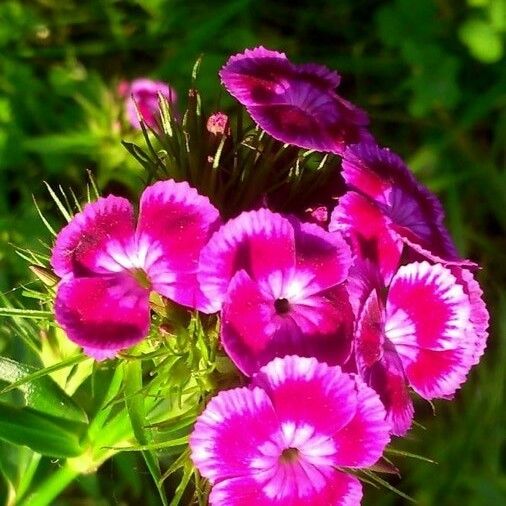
[0,0,504,504]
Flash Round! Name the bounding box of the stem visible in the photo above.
[18,462,78,506]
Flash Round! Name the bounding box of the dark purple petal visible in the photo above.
[342,142,465,264]
[51,196,136,279]
[54,274,150,358]
[220,47,370,153]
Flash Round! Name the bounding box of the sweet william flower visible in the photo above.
[330,142,473,282]
[51,179,220,359]
[353,261,488,435]
[198,208,354,375]
[190,355,391,506]
[119,78,177,130]
[220,47,371,154]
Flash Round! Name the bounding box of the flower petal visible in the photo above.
[331,376,391,467]
[54,274,150,358]
[210,471,363,506]
[137,179,221,311]
[368,352,414,437]
[451,267,489,364]
[220,47,370,153]
[125,78,177,130]
[330,192,402,282]
[220,270,280,375]
[355,291,413,436]
[253,356,358,436]
[199,209,295,312]
[386,261,477,398]
[51,196,135,278]
[190,386,277,484]
[342,143,464,264]
[221,272,353,375]
[355,290,384,370]
[291,220,352,294]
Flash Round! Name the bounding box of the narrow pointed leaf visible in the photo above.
[0,357,87,424]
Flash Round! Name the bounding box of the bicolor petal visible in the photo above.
[54,274,150,358]
[330,192,402,282]
[51,195,135,278]
[199,209,295,312]
[386,262,478,399]
[220,47,370,153]
[137,179,221,311]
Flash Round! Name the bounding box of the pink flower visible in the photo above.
[353,261,488,435]
[330,143,473,281]
[51,180,220,359]
[119,78,177,130]
[198,209,354,375]
[207,112,230,136]
[190,355,391,506]
[220,47,371,154]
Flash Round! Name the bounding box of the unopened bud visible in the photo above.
[207,112,230,136]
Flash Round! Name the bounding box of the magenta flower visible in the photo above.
[353,261,488,435]
[330,143,472,281]
[191,355,390,506]
[119,78,177,130]
[220,47,371,154]
[51,180,220,359]
[198,209,354,375]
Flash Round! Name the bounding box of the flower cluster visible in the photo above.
[50,47,489,505]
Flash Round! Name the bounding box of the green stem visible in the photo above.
[18,462,79,506]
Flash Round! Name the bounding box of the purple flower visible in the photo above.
[198,209,354,375]
[51,180,220,359]
[353,261,488,435]
[190,355,391,506]
[220,47,371,154]
[119,78,177,130]
[330,142,473,281]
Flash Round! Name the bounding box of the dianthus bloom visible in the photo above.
[220,47,371,154]
[353,261,488,435]
[198,209,354,375]
[330,142,472,281]
[119,78,177,130]
[191,355,390,506]
[51,180,220,359]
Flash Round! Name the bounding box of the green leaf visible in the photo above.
[359,469,416,503]
[0,307,52,319]
[124,361,168,506]
[0,404,83,458]
[385,447,437,464]
[0,357,87,424]
[459,18,504,63]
